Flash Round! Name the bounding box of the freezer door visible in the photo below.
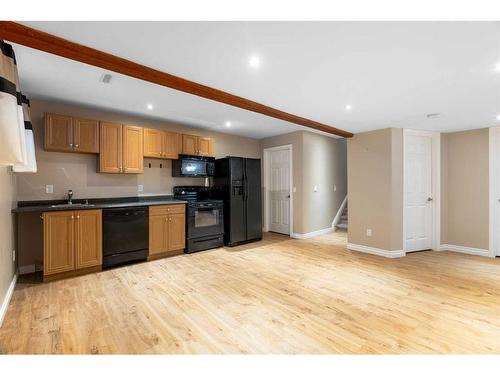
[229,157,246,244]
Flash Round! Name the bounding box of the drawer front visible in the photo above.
[150,204,185,216]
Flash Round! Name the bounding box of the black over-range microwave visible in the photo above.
[172,155,215,177]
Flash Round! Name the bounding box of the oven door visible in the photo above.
[187,205,224,239]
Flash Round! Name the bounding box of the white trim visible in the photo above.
[403,129,441,252]
[489,127,498,257]
[347,243,406,258]
[291,226,335,239]
[332,195,348,230]
[0,273,17,328]
[263,144,293,236]
[440,244,492,257]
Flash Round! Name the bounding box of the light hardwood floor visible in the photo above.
[1,231,500,354]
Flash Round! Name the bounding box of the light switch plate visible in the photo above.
[334,185,337,191]
[138,184,144,192]
[293,187,297,193]
[366,229,372,237]
[45,185,53,194]
[313,185,318,192]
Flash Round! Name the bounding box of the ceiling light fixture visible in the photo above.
[495,63,500,72]
[496,114,500,121]
[225,121,232,127]
[345,104,352,111]
[248,55,261,69]
[147,104,153,110]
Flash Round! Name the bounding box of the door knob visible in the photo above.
[427,197,433,202]
[287,195,291,198]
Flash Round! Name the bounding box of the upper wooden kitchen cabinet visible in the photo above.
[99,122,143,173]
[180,134,216,157]
[149,204,186,259]
[144,128,179,159]
[43,209,102,280]
[44,113,99,153]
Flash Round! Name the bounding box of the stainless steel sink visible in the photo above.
[50,203,95,208]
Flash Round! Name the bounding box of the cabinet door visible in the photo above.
[99,122,122,173]
[181,134,198,156]
[144,128,163,158]
[149,214,168,255]
[75,209,102,269]
[44,113,74,152]
[73,118,99,153]
[43,211,75,275]
[198,137,215,157]
[163,131,179,159]
[197,137,212,157]
[123,125,144,173]
[168,212,186,251]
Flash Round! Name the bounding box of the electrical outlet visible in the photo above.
[138,184,144,193]
[366,229,372,237]
[45,184,53,194]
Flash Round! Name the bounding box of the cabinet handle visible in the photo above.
[75,144,79,148]
[76,215,80,220]
[71,215,74,220]
[169,218,172,222]
[69,143,73,147]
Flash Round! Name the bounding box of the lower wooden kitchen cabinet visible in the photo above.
[43,209,102,281]
[149,204,186,259]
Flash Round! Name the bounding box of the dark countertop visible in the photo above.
[13,195,187,213]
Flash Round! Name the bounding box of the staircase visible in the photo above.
[335,202,348,231]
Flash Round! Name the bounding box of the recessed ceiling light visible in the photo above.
[345,104,352,111]
[225,121,232,127]
[248,55,261,69]
[496,114,500,121]
[147,104,153,110]
[495,63,500,72]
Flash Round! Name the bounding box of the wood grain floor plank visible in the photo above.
[2,231,500,354]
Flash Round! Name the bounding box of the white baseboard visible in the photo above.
[440,244,492,257]
[0,273,17,328]
[347,243,406,258]
[332,195,348,230]
[291,226,335,239]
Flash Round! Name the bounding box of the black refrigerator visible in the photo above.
[212,157,262,246]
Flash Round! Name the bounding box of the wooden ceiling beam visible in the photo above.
[0,21,353,138]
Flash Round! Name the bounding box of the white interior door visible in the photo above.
[268,148,291,234]
[405,132,434,252]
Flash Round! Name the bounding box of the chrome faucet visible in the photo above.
[67,189,74,205]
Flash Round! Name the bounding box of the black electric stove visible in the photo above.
[173,186,224,253]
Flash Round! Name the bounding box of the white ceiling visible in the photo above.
[12,21,500,138]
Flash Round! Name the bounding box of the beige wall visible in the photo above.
[17,99,261,201]
[260,131,347,234]
[441,129,489,250]
[302,132,347,233]
[0,166,16,312]
[347,128,403,251]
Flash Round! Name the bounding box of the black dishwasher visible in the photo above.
[102,207,148,268]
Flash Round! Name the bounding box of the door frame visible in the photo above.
[489,127,499,256]
[402,129,441,253]
[263,144,293,236]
